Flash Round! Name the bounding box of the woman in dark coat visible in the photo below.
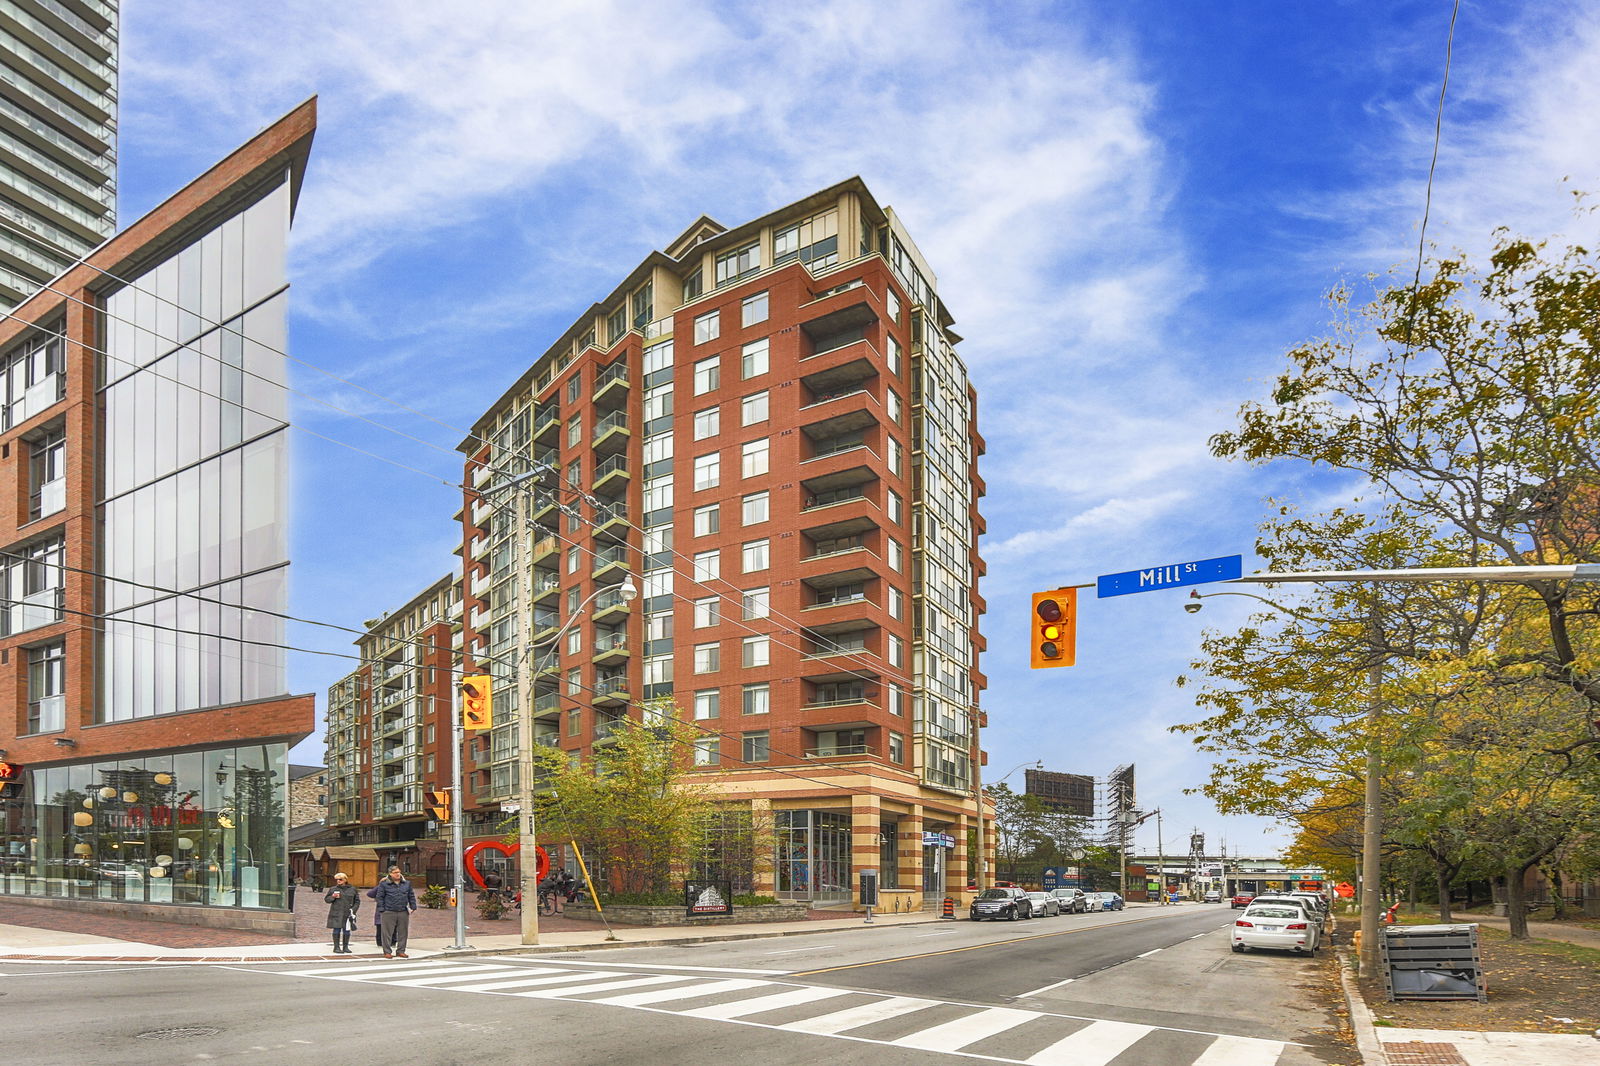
[323,871,360,954]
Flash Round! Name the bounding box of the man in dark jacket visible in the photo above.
[373,866,418,958]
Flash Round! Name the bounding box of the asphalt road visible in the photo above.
[2,904,1355,1066]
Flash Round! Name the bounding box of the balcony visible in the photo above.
[805,744,876,759]
[592,544,629,581]
[594,502,630,538]
[592,409,629,455]
[800,341,878,398]
[533,692,561,719]
[533,404,560,444]
[799,291,879,357]
[801,404,880,450]
[592,453,630,496]
[531,609,560,641]
[801,462,877,506]
[593,716,626,743]
[592,673,630,706]
[592,586,634,623]
[531,534,559,563]
[923,768,971,793]
[533,573,561,604]
[592,629,629,666]
[593,362,630,409]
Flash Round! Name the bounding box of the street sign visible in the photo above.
[1097,554,1243,598]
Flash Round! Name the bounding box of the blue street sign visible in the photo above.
[1096,554,1243,598]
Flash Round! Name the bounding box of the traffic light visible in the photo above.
[426,788,452,824]
[0,761,21,800]
[460,674,493,730]
[1030,588,1077,668]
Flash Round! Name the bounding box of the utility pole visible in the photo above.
[516,483,541,946]
[1155,808,1165,904]
[1359,603,1383,974]
[449,683,468,949]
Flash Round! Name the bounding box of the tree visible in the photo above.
[987,784,1044,882]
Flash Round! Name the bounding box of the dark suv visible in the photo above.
[971,885,1032,921]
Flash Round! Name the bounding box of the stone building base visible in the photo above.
[563,900,810,927]
[1,894,296,937]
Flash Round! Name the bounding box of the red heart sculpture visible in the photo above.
[463,840,548,890]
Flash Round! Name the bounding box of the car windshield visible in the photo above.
[1050,889,1074,896]
[978,889,1013,900]
[1245,906,1301,919]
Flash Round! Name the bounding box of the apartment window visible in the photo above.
[888,437,903,476]
[741,539,769,573]
[693,309,720,345]
[682,269,703,301]
[694,689,720,720]
[566,458,581,486]
[644,475,673,514]
[566,375,582,403]
[632,280,653,330]
[887,335,903,376]
[741,490,768,525]
[567,586,582,614]
[567,667,582,696]
[741,338,769,379]
[607,306,628,344]
[888,490,903,524]
[2,327,64,431]
[742,731,770,763]
[715,240,760,287]
[694,596,720,628]
[694,642,720,673]
[28,427,65,520]
[566,414,582,447]
[693,406,720,440]
[741,290,768,327]
[3,536,63,635]
[889,634,905,667]
[887,289,901,324]
[643,341,674,375]
[742,682,769,715]
[693,550,720,582]
[887,389,902,424]
[693,503,720,536]
[741,390,768,426]
[741,635,770,668]
[426,724,436,743]
[888,586,904,619]
[889,733,905,765]
[693,452,720,491]
[566,628,582,655]
[772,209,839,269]
[742,586,769,620]
[567,704,582,736]
[888,540,903,572]
[694,356,720,395]
[567,547,580,573]
[693,737,720,766]
[26,640,65,733]
[741,438,769,477]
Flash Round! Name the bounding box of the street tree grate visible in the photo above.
[136,1027,221,1040]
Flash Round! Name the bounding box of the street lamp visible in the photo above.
[1186,587,1384,972]
[514,572,637,946]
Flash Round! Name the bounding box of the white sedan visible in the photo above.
[1232,903,1320,955]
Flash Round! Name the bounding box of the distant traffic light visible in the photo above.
[1030,588,1077,668]
[460,674,493,730]
[426,788,452,824]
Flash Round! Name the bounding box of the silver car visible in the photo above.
[1049,887,1088,913]
[1023,891,1061,917]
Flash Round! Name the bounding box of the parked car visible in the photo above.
[1202,889,1223,904]
[1250,895,1325,933]
[1232,902,1320,955]
[1049,888,1088,913]
[1022,891,1060,917]
[1083,891,1124,911]
[1230,893,1256,909]
[970,886,1032,921]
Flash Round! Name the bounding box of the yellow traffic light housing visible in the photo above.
[426,788,451,824]
[460,674,493,730]
[1030,588,1077,668]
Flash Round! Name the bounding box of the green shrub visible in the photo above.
[421,884,449,909]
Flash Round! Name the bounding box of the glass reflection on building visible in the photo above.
[0,744,289,910]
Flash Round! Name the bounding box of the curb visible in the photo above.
[1335,946,1385,1066]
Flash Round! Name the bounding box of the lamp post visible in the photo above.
[1185,586,1384,971]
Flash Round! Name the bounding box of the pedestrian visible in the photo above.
[373,865,418,958]
[555,868,577,913]
[322,871,359,955]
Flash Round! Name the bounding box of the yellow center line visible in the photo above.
[790,912,1185,976]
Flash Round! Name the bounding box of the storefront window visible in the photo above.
[774,809,851,902]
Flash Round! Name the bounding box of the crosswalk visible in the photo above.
[268,959,1289,1065]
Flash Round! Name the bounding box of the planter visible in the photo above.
[563,900,810,927]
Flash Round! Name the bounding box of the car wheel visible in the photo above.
[1232,943,1245,953]
[1006,907,1017,921]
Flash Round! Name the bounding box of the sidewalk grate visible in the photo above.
[1383,1041,1469,1066]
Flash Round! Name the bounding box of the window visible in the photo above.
[682,269,702,301]
[693,309,720,345]
[888,437,903,476]
[693,406,720,440]
[889,733,905,765]
[887,289,901,324]
[692,452,720,491]
[741,338,769,379]
[715,240,760,287]
[694,356,720,395]
[567,586,581,614]
[693,737,720,766]
[567,628,582,655]
[632,280,653,330]
[694,596,720,628]
[888,490,903,524]
[566,375,582,403]
[28,426,65,519]
[693,550,720,582]
[643,343,674,376]
[741,635,770,668]
[741,290,768,327]
[693,503,720,536]
[26,640,64,733]
[741,490,768,525]
[567,547,580,573]
[742,731,770,763]
[888,587,904,619]
[889,634,905,667]
[741,539,769,573]
[2,536,63,635]
[694,642,720,673]
[741,390,768,426]
[887,335,903,377]
[567,668,582,696]
[773,209,839,269]
[888,540,903,572]
[694,689,720,720]
[643,475,673,514]
[880,822,900,888]
[742,682,769,715]
[887,389,903,425]
[608,306,628,344]
[742,586,769,620]
[566,458,581,486]
[566,414,582,447]
[567,704,582,736]
[741,438,769,477]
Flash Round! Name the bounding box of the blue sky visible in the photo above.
[114,1,1600,859]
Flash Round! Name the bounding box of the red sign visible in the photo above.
[462,840,548,890]
[1334,881,1356,898]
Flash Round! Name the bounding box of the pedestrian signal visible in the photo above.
[426,789,452,824]
[460,674,493,730]
[1030,588,1077,668]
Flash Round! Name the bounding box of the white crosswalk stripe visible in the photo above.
[264,960,1289,1066]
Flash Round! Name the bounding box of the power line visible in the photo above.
[1400,0,1462,352]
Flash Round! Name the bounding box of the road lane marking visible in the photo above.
[287,963,482,980]
[1136,949,1162,958]
[1012,976,1076,999]
[893,1006,1037,1051]
[452,971,621,992]
[595,978,768,1008]
[1190,1033,1286,1066]
[765,945,835,954]
[915,931,956,937]
[777,995,936,1035]
[519,959,787,974]
[375,966,539,987]
[510,974,684,998]
[1025,1019,1149,1064]
[678,984,850,1018]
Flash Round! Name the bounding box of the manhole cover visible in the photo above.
[137,1027,221,1040]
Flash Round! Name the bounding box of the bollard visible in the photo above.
[941,896,956,920]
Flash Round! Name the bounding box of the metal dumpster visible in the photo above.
[1381,923,1487,1002]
